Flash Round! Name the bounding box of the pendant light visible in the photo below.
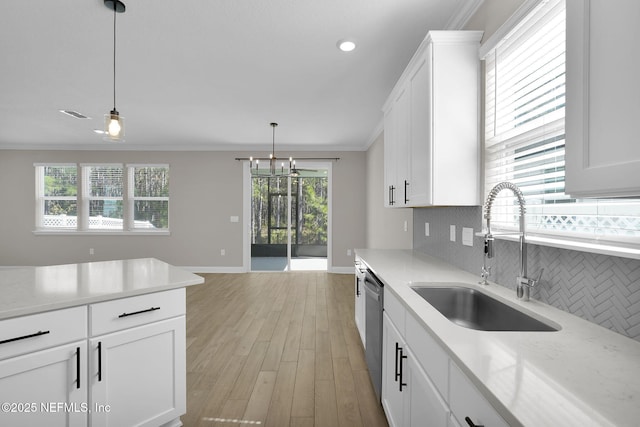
[104,0,126,142]
[249,123,295,177]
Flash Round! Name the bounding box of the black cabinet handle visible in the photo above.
[356,278,361,296]
[389,185,396,205]
[118,306,160,318]
[465,417,485,427]
[394,342,401,382]
[399,348,407,392]
[76,346,81,389]
[0,330,50,345]
[404,180,409,203]
[97,342,102,382]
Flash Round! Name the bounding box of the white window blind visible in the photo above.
[84,165,124,230]
[484,0,640,244]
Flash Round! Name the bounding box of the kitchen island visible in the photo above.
[0,258,204,427]
[357,249,640,427]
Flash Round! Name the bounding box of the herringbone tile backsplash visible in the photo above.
[414,207,640,342]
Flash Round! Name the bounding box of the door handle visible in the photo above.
[465,417,485,427]
[76,346,81,389]
[97,342,102,382]
[394,342,401,382]
[0,330,50,345]
[118,306,160,318]
[399,347,407,392]
[404,180,409,203]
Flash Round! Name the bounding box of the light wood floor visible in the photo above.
[184,272,388,427]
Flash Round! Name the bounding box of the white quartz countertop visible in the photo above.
[356,249,640,427]
[0,258,204,320]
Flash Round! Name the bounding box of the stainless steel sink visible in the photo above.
[411,284,559,332]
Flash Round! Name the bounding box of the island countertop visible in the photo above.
[0,258,204,320]
[356,249,640,427]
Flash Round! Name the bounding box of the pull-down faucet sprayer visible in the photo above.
[483,182,542,301]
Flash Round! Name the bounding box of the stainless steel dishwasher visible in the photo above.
[364,269,384,402]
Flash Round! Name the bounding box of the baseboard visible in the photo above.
[181,266,246,274]
[180,265,354,274]
[329,266,354,274]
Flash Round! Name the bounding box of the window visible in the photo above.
[36,165,78,229]
[129,165,170,230]
[35,163,169,233]
[483,0,640,245]
[84,164,124,230]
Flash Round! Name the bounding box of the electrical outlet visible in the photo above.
[220,249,226,256]
[450,225,456,242]
[403,220,408,232]
[425,222,430,237]
[89,248,94,256]
[230,216,239,223]
[347,249,352,256]
[462,227,474,247]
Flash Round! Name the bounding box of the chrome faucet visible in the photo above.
[483,182,543,301]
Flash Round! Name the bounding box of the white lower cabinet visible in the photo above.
[382,313,405,427]
[406,348,449,427]
[0,289,187,427]
[382,312,449,427]
[89,317,186,427]
[0,341,87,427]
[450,363,509,427]
[381,290,510,427]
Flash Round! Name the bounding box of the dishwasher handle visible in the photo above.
[364,278,381,301]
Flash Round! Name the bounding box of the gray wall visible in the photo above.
[0,149,365,271]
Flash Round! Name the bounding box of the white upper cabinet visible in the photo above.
[383,31,483,207]
[565,0,640,197]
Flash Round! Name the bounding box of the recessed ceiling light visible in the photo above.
[337,39,356,52]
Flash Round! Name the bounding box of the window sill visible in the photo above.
[476,232,640,260]
[33,230,171,236]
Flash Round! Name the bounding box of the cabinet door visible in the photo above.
[395,87,411,207]
[0,341,87,427]
[405,348,449,427]
[381,313,405,427]
[449,362,509,427]
[89,317,186,427]
[384,106,398,207]
[565,0,640,197]
[408,45,433,207]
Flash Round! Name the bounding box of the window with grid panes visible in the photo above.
[483,0,640,245]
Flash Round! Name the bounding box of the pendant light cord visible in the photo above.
[112,4,117,111]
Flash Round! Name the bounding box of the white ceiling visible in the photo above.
[0,0,480,151]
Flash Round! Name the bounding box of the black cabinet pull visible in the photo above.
[76,346,81,389]
[465,417,485,427]
[404,180,409,203]
[389,185,396,205]
[394,342,401,382]
[97,342,102,382]
[118,306,160,318]
[399,348,407,392]
[356,278,360,296]
[0,330,50,345]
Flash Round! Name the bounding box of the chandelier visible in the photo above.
[249,123,298,177]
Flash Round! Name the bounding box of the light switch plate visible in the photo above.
[230,216,239,223]
[425,222,430,237]
[462,227,474,247]
[450,225,456,242]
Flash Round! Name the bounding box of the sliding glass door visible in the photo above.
[250,163,329,271]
